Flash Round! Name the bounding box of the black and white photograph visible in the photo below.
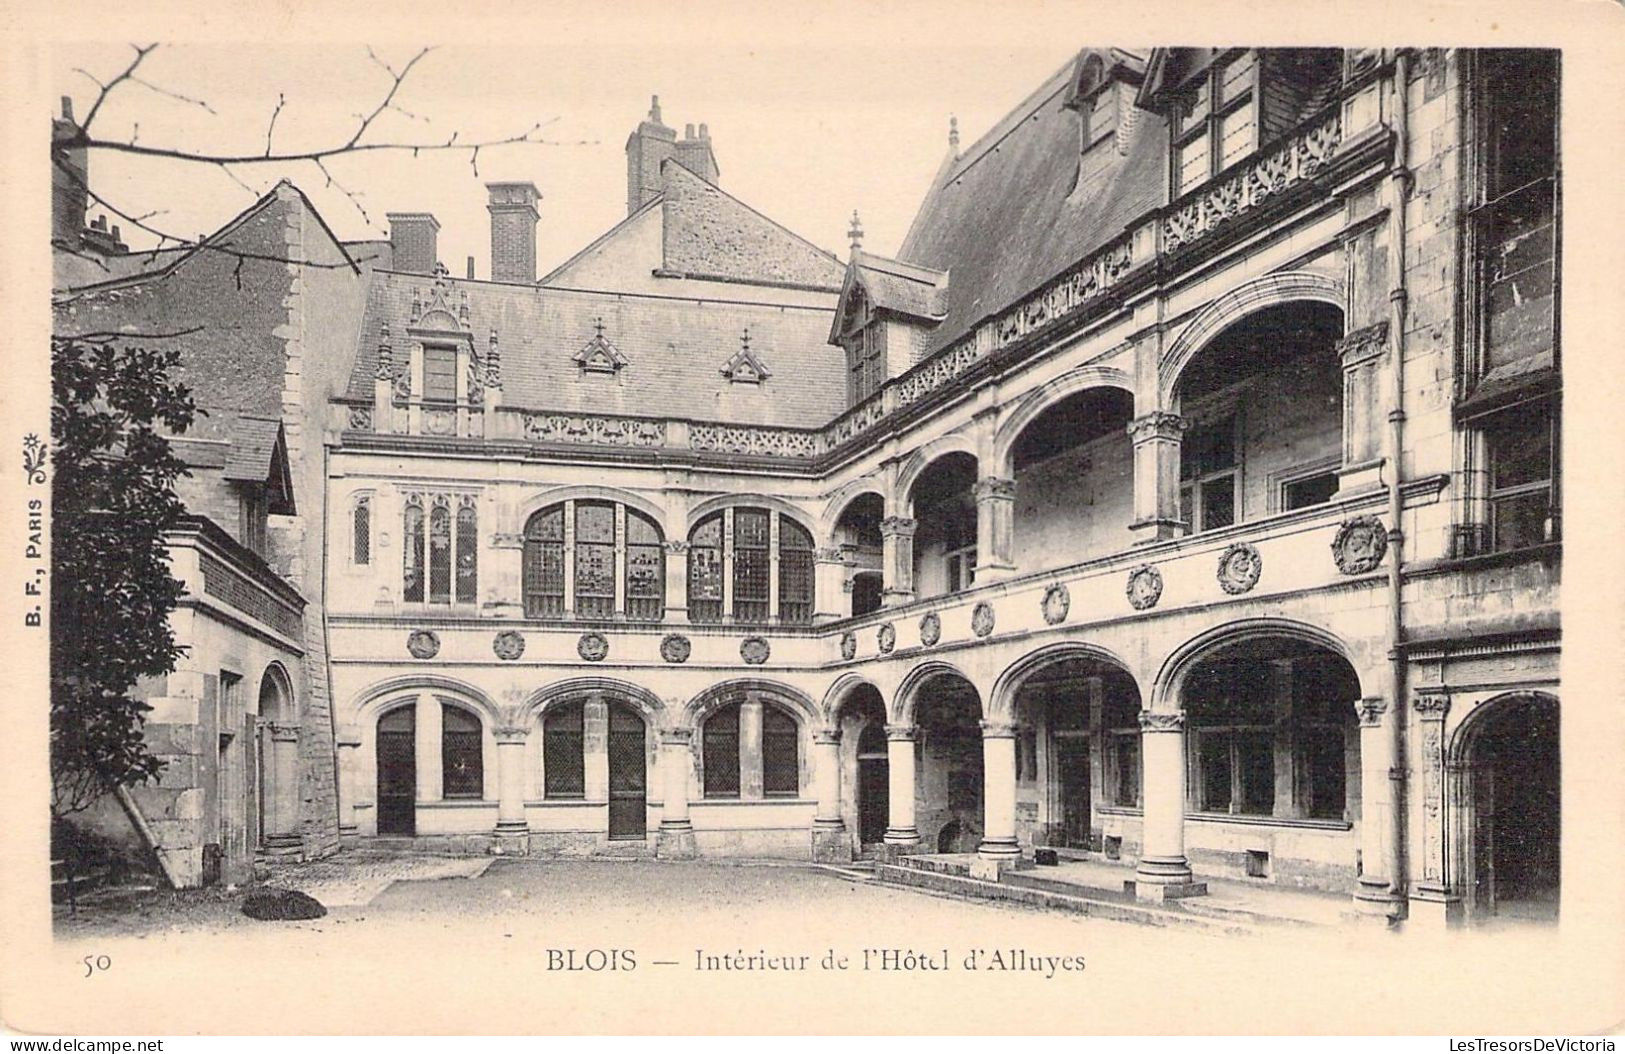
[3,0,1622,1039]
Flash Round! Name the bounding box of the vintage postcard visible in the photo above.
[1,0,1622,1038]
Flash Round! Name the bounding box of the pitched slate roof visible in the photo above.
[898,49,1166,355]
[345,269,847,428]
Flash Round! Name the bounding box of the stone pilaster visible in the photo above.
[1127,412,1187,544]
[810,727,851,863]
[1336,322,1389,497]
[335,724,362,845]
[974,478,1017,581]
[975,721,1022,872]
[1352,696,1401,919]
[1409,692,1461,929]
[663,539,690,624]
[1133,711,1205,900]
[657,728,698,860]
[414,692,442,805]
[583,694,609,804]
[880,516,917,607]
[813,548,847,624]
[739,694,765,798]
[880,724,922,857]
[493,723,531,854]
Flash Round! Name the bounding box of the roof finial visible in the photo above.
[949,115,960,153]
[593,316,606,339]
[741,326,752,352]
[847,210,864,253]
[649,95,663,123]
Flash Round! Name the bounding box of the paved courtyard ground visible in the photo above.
[37,854,1609,1035]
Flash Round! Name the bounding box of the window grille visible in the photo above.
[703,703,741,798]
[762,706,800,796]
[543,701,585,798]
[733,508,771,623]
[440,705,483,799]
[352,496,371,565]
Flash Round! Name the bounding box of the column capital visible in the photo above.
[268,722,302,742]
[813,727,842,746]
[974,477,1017,502]
[884,723,920,742]
[1413,692,1451,721]
[1137,710,1184,733]
[1354,696,1388,727]
[1335,321,1390,367]
[335,725,363,748]
[979,720,1019,739]
[1127,410,1187,444]
[493,725,531,744]
[880,516,917,539]
[660,727,695,747]
[663,538,691,555]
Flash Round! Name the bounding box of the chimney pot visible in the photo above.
[698,122,709,139]
[467,256,476,280]
[61,96,74,121]
[386,212,441,275]
[685,123,696,138]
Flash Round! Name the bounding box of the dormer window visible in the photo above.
[721,327,772,385]
[575,317,629,376]
[422,345,458,403]
[1172,51,1257,196]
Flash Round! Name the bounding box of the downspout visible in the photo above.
[1383,49,1413,920]
[115,785,183,890]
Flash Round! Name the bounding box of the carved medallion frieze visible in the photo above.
[492,630,525,661]
[1126,565,1163,611]
[877,623,897,654]
[660,634,692,664]
[971,602,995,638]
[919,612,941,647]
[1332,515,1389,575]
[1041,583,1071,625]
[406,629,440,659]
[840,631,858,661]
[740,636,771,665]
[1217,542,1263,595]
[577,632,609,662]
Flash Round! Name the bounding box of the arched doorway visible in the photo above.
[833,684,890,849]
[608,702,648,840]
[1456,694,1560,922]
[255,666,298,851]
[376,704,416,836]
[907,668,984,853]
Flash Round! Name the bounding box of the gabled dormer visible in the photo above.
[830,249,948,406]
[222,415,295,558]
[574,317,630,376]
[720,327,772,385]
[1063,49,1146,160]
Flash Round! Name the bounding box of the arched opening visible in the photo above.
[523,500,666,620]
[832,492,885,616]
[909,669,984,853]
[440,704,484,800]
[909,452,979,599]
[1177,635,1359,885]
[1458,695,1560,923]
[1172,302,1345,533]
[700,693,805,800]
[833,683,889,849]
[1008,655,1142,855]
[607,702,648,840]
[687,507,817,625]
[1008,387,1135,573]
[255,667,297,851]
[375,704,416,836]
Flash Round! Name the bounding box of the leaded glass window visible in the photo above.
[523,507,566,617]
[353,495,371,566]
[428,498,453,603]
[455,498,477,604]
[403,497,425,602]
[688,515,724,624]
[778,517,814,625]
[733,508,771,623]
[422,345,458,403]
[441,705,483,799]
[625,510,665,621]
[762,706,799,797]
[574,501,616,619]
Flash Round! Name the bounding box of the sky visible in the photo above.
[51,20,1086,276]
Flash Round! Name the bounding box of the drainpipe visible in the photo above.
[1382,49,1413,921]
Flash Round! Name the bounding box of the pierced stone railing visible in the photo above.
[522,412,666,448]
[1162,111,1343,254]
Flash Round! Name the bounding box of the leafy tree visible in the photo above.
[50,335,197,817]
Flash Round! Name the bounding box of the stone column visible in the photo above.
[493,722,531,853]
[813,548,847,624]
[1410,693,1461,929]
[976,720,1021,870]
[739,694,765,799]
[1127,411,1187,544]
[974,478,1017,581]
[335,725,362,845]
[266,723,303,847]
[1335,322,1390,497]
[414,692,442,805]
[882,724,921,853]
[488,527,526,618]
[657,728,698,860]
[810,727,850,862]
[583,693,609,806]
[1134,711,1205,900]
[880,516,917,607]
[1352,696,1400,919]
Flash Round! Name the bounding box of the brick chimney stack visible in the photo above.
[387,212,440,275]
[486,182,540,284]
[52,96,89,248]
[625,95,677,215]
[675,122,719,185]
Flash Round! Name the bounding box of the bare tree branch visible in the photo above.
[79,43,159,133]
[129,74,217,115]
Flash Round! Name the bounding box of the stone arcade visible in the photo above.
[53,48,1561,928]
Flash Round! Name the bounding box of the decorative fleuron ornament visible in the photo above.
[840,631,858,661]
[1331,515,1388,575]
[740,636,771,665]
[492,630,525,661]
[406,629,440,659]
[660,634,692,664]
[575,317,630,375]
[1042,583,1071,625]
[919,612,941,647]
[971,602,996,638]
[1126,565,1163,611]
[577,632,609,662]
[847,210,864,253]
[877,622,897,654]
[720,327,771,385]
[1217,542,1263,595]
